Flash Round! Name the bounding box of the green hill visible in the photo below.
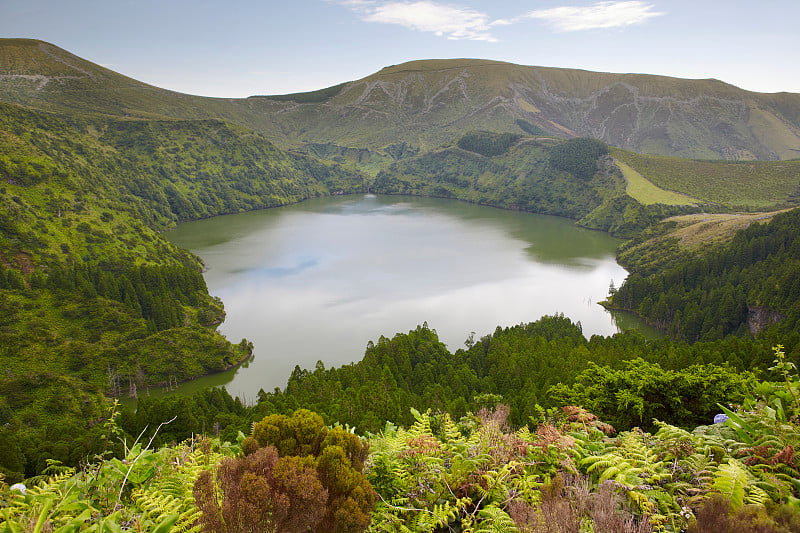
[3,39,800,160]
[253,59,800,160]
[0,100,366,477]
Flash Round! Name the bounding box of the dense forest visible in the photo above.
[114,314,782,450]
[610,208,800,345]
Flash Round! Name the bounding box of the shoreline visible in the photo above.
[110,349,255,400]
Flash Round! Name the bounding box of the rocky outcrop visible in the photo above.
[748,305,783,335]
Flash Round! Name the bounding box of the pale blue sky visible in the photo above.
[2,0,797,97]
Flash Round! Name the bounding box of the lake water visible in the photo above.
[159,194,649,402]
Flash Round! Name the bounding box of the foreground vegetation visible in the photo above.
[4,344,800,532]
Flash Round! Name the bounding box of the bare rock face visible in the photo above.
[747,305,783,335]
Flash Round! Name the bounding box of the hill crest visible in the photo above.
[1,39,800,160]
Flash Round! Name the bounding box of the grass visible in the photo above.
[256,82,349,103]
[614,158,698,205]
[658,211,788,251]
[615,209,790,275]
[612,148,800,209]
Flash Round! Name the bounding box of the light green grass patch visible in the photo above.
[615,159,697,206]
[612,148,800,209]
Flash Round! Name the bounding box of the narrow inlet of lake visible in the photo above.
[159,194,653,402]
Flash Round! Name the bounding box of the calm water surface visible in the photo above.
[159,195,649,401]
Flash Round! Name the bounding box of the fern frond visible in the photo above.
[154,477,185,499]
[442,413,463,443]
[752,435,787,450]
[627,490,655,515]
[474,505,518,533]
[601,463,642,486]
[406,510,438,533]
[746,485,770,506]
[516,426,533,443]
[431,501,458,528]
[408,408,433,439]
[667,480,696,496]
[751,470,793,499]
[367,507,416,533]
[654,420,695,443]
[713,458,750,509]
[131,488,183,520]
[29,469,77,493]
[371,430,409,457]
[474,462,517,505]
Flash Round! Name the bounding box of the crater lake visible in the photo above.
[162,194,651,401]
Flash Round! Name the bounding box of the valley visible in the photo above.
[1,37,800,532]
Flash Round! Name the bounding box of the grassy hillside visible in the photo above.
[615,211,788,276]
[614,158,699,205]
[612,148,800,209]
[370,134,698,237]
[3,39,800,161]
[246,59,800,160]
[0,39,281,135]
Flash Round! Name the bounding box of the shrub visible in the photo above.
[196,409,375,533]
[687,494,800,533]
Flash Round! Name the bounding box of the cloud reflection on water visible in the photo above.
[169,195,632,397]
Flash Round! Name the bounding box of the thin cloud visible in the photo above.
[337,0,376,8]
[348,1,498,41]
[337,0,662,41]
[518,1,664,31]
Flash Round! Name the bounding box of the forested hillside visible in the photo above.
[0,100,365,480]
[610,208,800,344]
[372,134,694,237]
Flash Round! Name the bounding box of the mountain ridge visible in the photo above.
[2,39,800,160]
